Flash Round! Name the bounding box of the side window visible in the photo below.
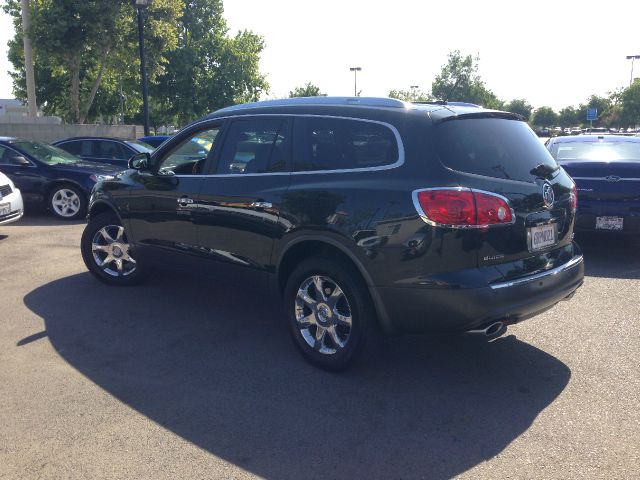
[158,127,220,175]
[216,118,289,174]
[0,146,9,164]
[58,141,82,156]
[95,141,128,160]
[293,117,399,172]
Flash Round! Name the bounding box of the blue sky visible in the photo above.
[1,0,639,111]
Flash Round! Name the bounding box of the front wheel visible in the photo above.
[81,212,146,285]
[48,184,86,220]
[284,257,376,371]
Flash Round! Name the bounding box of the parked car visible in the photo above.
[0,170,24,225]
[546,135,640,234]
[0,138,121,220]
[138,135,170,148]
[80,96,584,370]
[52,137,153,167]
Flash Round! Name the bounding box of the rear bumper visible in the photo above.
[377,248,584,333]
[575,200,640,233]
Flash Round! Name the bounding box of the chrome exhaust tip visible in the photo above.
[467,321,507,338]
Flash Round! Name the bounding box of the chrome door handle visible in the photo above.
[251,201,272,209]
[177,197,194,207]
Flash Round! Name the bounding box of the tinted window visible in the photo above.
[158,127,220,175]
[217,118,289,174]
[94,141,130,160]
[549,141,640,161]
[57,141,83,156]
[11,141,78,165]
[294,117,398,171]
[435,118,558,182]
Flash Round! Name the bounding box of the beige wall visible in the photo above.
[0,123,145,143]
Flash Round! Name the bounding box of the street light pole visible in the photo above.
[626,55,640,87]
[134,0,151,135]
[349,67,362,96]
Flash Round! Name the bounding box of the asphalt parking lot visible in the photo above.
[1,213,638,480]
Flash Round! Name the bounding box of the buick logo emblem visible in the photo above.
[605,175,622,183]
[542,183,554,209]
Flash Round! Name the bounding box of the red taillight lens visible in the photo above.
[474,191,513,225]
[415,189,512,227]
[416,189,476,225]
[570,183,577,211]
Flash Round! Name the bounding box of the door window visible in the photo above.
[293,117,399,171]
[158,127,220,175]
[216,118,290,174]
[94,141,129,160]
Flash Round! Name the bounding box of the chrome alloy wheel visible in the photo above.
[51,188,81,218]
[295,275,353,355]
[91,225,136,277]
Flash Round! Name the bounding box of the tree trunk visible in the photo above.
[79,44,111,124]
[20,0,37,118]
[69,54,81,123]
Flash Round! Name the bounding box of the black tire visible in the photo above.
[81,212,146,286]
[284,256,376,371]
[47,183,87,220]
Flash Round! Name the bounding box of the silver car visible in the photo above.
[0,171,24,225]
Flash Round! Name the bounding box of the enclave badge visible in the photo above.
[542,182,554,209]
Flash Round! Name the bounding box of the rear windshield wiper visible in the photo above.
[530,163,559,179]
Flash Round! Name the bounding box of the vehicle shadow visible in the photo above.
[577,234,640,280]
[17,207,85,226]
[23,272,570,480]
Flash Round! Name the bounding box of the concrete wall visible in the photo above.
[0,123,145,143]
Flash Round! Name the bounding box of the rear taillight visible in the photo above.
[413,188,513,228]
[570,183,577,211]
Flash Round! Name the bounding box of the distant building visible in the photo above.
[0,98,28,117]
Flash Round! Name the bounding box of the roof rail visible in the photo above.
[215,96,410,114]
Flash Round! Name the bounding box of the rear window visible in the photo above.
[549,141,640,161]
[435,118,557,182]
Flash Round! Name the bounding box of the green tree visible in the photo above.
[531,106,558,127]
[431,50,502,108]
[289,83,325,97]
[152,0,269,126]
[576,95,612,127]
[388,88,432,102]
[4,0,183,123]
[557,106,579,127]
[620,80,640,127]
[504,99,533,121]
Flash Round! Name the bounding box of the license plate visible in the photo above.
[0,203,10,217]
[529,223,557,251]
[595,216,623,230]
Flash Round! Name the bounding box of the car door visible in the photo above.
[0,145,47,203]
[126,123,223,264]
[194,116,292,277]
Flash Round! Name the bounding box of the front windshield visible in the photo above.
[550,141,640,161]
[12,141,79,165]
[125,140,155,153]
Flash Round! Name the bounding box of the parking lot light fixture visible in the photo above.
[133,0,152,135]
[350,67,362,96]
[626,55,640,87]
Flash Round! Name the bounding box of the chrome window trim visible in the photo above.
[411,187,516,229]
[490,255,583,290]
[571,176,640,181]
[169,113,405,178]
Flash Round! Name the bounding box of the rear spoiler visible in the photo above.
[432,110,525,124]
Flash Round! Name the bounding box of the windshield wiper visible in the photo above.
[530,163,559,179]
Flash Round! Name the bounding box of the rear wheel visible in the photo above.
[81,212,146,285]
[284,257,375,371]
[48,184,86,220]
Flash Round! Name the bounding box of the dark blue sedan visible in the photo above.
[0,137,122,220]
[546,135,640,233]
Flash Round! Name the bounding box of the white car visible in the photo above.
[0,171,24,225]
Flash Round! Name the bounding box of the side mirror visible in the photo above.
[128,152,152,171]
[10,155,31,167]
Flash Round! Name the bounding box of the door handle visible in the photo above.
[177,196,194,207]
[250,201,272,209]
